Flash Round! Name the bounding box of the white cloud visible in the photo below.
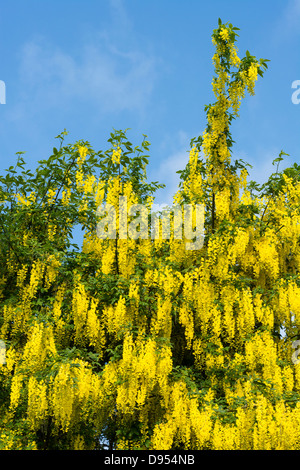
[271,0,300,44]
[151,148,190,206]
[16,36,159,116]
[148,130,196,205]
[108,0,132,32]
[234,147,294,189]
[13,0,160,120]
[283,0,300,30]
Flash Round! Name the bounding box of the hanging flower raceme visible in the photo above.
[112,146,122,165]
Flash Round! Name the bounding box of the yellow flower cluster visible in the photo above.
[50,360,101,432]
[27,377,48,430]
[72,278,104,353]
[253,232,279,280]
[47,188,57,204]
[219,27,230,42]
[182,146,204,203]
[228,79,245,116]
[112,146,122,165]
[77,145,88,167]
[112,334,173,416]
[15,191,36,207]
[61,179,72,206]
[22,322,57,371]
[215,186,231,220]
[151,382,214,449]
[240,63,260,96]
[44,254,61,289]
[104,295,129,338]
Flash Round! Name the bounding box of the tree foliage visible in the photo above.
[1,20,300,450]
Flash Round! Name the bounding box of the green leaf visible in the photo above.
[272,157,283,165]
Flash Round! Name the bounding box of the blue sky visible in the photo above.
[0,0,300,210]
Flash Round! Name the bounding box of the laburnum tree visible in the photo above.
[1,19,300,450]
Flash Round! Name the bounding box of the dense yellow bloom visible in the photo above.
[27,377,48,430]
[228,227,250,265]
[61,181,72,206]
[23,322,57,371]
[101,242,115,275]
[77,145,88,166]
[247,63,259,94]
[83,174,96,195]
[75,169,84,192]
[71,278,103,349]
[228,80,245,116]
[236,287,255,336]
[50,359,101,433]
[253,232,279,279]
[23,261,45,300]
[152,381,214,450]
[50,363,75,431]
[47,223,57,241]
[47,188,57,204]
[151,295,172,340]
[112,146,122,164]
[44,254,61,289]
[229,43,241,68]
[219,27,230,42]
[179,304,194,348]
[215,186,231,220]
[15,191,36,207]
[212,421,238,450]
[182,146,204,202]
[104,295,129,338]
[9,374,23,411]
